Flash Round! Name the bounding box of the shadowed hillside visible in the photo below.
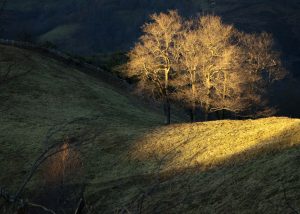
[0,44,165,210]
[1,44,300,213]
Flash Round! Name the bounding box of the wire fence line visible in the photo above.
[0,38,165,115]
[0,38,100,70]
[0,38,131,91]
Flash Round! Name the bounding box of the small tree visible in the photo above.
[124,10,183,124]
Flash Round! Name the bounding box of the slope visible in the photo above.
[0,43,164,194]
[1,44,300,213]
[89,117,300,213]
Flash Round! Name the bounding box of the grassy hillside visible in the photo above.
[89,117,300,213]
[1,45,300,213]
[0,44,164,193]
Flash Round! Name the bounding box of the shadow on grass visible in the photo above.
[88,120,300,213]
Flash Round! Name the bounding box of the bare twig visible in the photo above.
[0,63,13,83]
[27,202,57,214]
[74,198,85,214]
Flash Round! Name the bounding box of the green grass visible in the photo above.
[1,44,300,213]
[38,24,80,43]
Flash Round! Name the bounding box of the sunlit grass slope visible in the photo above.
[1,44,300,213]
[132,117,300,171]
[93,118,300,213]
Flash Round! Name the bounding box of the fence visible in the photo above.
[0,38,130,91]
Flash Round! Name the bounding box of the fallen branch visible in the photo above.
[27,202,56,214]
[0,187,57,214]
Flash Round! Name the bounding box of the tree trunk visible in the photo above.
[163,68,170,125]
[191,79,196,123]
[190,103,196,123]
[164,99,171,125]
[190,110,193,123]
[190,72,197,123]
[216,111,221,120]
[217,110,224,120]
[204,112,209,121]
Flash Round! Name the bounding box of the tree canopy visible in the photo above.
[123,11,286,123]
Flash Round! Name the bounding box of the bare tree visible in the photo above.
[237,31,287,116]
[173,20,203,122]
[195,16,245,118]
[124,10,183,124]
[175,16,246,120]
[195,18,286,118]
[124,13,286,121]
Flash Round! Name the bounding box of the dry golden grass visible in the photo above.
[43,141,83,185]
[2,44,300,213]
[132,117,300,171]
[116,117,300,213]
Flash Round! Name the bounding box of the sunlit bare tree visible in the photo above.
[123,13,286,122]
[237,31,287,116]
[175,16,248,120]
[124,10,183,124]
[172,20,203,122]
[197,16,250,117]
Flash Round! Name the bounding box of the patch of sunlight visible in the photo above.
[131,117,300,171]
